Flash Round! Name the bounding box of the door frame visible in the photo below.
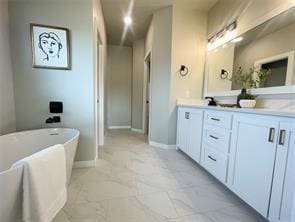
[142,52,151,138]
[94,18,104,162]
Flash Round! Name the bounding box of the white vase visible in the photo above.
[239,99,256,108]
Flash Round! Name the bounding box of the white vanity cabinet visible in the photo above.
[201,111,232,183]
[228,114,280,217]
[228,115,295,220]
[176,107,203,163]
[176,105,295,222]
[269,122,295,222]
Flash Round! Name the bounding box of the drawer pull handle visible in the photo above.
[268,128,275,143]
[185,112,190,119]
[208,155,217,162]
[279,130,286,145]
[211,118,220,122]
[209,135,219,140]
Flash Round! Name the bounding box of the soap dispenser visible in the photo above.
[205,97,217,106]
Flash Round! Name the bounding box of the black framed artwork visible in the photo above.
[30,23,71,70]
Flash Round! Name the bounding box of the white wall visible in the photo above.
[0,0,16,135]
[9,0,98,161]
[107,45,132,128]
[169,5,208,144]
[146,5,208,145]
[132,39,145,131]
[149,7,173,145]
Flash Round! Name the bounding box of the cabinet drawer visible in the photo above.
[203,146,228,183]
[205,111,232,130]
[203,126,231,153]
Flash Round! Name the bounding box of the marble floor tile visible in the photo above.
[77,177,138,202]
[204,205,266,222]
[167,186,235,216]
[53,210,71,222]
[169,214,213,222]
[175,169,216,187]
[53,129,266,222]
[136,192,179,219]
[63,202,107,221]
[67,180,83,204]
[136,172,185,194]
[106,197,168,222]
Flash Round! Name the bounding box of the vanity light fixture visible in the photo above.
[231,37,243,43]
[124,16,132,26]
[207,20,237,50]
[226,21,237,32]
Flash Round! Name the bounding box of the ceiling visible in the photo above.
[101,0,218,46]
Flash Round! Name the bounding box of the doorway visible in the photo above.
[143,52,151,137]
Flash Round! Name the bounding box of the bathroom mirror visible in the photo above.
[205,7,295,97]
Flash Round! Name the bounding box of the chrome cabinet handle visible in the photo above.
[279,130,286,145]
[209,135,219,140]
[268,128,275,143]
[211,118,220,122]
[185,112,190,119]
[208,155,217,162]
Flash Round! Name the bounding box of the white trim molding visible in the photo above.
[108,125,131,129]
[254,51,295,86]
[149,141,176,150]
[131,128,144,133]
[74,160,96,168]
[143,52,151,136]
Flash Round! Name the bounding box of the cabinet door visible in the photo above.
[187,110,203,162]
[269,122,295,222]
[177,108,189,153]
[229,115,279,217]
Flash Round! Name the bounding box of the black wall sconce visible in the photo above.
[179,65,189,77]
[220,69,229,79]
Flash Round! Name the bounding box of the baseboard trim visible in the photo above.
[149,141,176,150]
[108,125,131,129]
[73,159,96,168]
[131,128,144,133]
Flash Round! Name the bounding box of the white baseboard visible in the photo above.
[73,159,96,168]
[108,125,131,129]
[149,141,176,150]
[131,128,144,133]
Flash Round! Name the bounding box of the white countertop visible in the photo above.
[177,99,295,118]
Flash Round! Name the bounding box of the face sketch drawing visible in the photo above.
[38,32,62,61]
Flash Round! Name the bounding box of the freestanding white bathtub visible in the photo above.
[0,128,79,222]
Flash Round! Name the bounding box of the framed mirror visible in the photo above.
[204,6,295,97]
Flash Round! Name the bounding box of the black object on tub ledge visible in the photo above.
[50,101,63,113]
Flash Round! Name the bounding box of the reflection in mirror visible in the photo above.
[207,7,295,93]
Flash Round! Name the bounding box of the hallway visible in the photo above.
[53,130,264,222]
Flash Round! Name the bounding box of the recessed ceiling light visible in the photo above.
[231,37,243,43]
[124,16,132,26]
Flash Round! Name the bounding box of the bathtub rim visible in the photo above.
[0,128,80,175]
[0,127,80,140]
